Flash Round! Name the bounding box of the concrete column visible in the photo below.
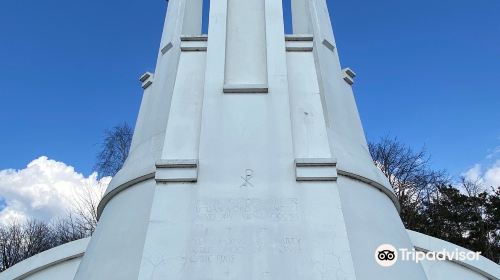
[75,1,205,279]
[224,0,268,91]
[293,1,429,279]
[182,0,203,35]
[291,0,312,34]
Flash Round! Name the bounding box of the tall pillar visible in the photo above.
[224,0,268,92]
[290,0,428,279]
[291,0,311,34]
[74,0,429,279]
[74,0,203,279]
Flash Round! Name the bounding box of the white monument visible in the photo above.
[1,0,499,279]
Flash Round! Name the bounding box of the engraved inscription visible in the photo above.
[195,198,300,222]
[240,169,254,188]
[279,236,302,253]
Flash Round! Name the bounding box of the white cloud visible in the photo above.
[0,157,111,225]
[463,160,500,189]
[486,146,500,160]
[463,164,482,182]
[483,160,500,188]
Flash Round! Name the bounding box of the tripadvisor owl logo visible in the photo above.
[374,243,481,267]
[375,244,398,267]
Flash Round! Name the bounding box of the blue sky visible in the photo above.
[0,0,499,179]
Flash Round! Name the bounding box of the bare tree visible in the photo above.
[0,181,105,272]
[369,137,448,229]
[0,220,54,272]
[369,137,500,263]
[51,214,87,245]
[94,123,133,178]
[22,220,54,258]
[0,222,23,271]
[0,214,98,272]
[460,176,485,197]
[457,178,498,263]
[71,180,106,235]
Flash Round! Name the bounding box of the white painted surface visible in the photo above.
[291,0,312,34]
[69,0,500,279]
[421,259,489,280]
[409,230,500,280]
[135,0,356,277]
[160,51,206,162]
[287,50,332,160]
[0,238,88,280]
[182,0,203,35]
[224,0,267,89]
[1,0,498,279]
[22,258,81,280]
[100,0,198,207]
[337,176,427,279]
[74,180,155,280]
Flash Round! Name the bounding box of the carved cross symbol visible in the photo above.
[240,169,254,188]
